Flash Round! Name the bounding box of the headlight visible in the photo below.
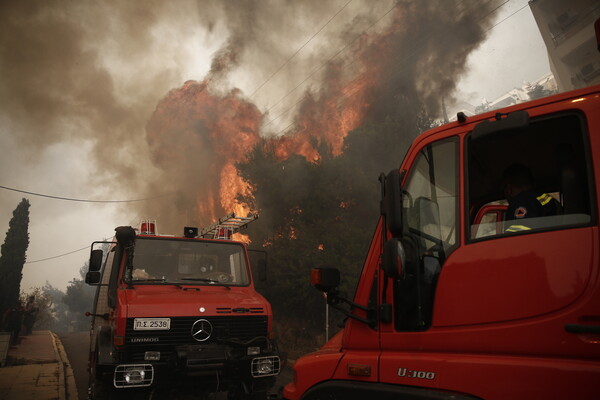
[251,356,280,377]
[114,364,154,387]
[125,368,145,384]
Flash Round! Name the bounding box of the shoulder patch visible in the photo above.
[515,206,528,218]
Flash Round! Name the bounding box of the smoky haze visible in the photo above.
[0,0,501,288]
[137,0,502,233]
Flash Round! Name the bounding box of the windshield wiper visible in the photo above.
[132,278,183,289]
[180,278,231,290]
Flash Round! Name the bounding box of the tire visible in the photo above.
[89,376,111,400]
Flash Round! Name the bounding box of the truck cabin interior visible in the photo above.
[467,110,594,239]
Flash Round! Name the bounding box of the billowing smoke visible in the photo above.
[0,0,501,234]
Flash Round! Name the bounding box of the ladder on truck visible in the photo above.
[200,213,258,240]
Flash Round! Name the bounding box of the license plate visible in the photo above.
[134,318,171,330]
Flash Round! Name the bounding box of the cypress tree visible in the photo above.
[0,198,30,317]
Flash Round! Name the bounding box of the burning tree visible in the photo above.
[132,0,502,353]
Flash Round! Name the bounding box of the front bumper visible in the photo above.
[111,341,281,388]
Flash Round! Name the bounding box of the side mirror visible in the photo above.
[89,249,104,272]
[423,255,441,284]
[85,271,101,285]
[382,238,405,279]
[310,268,340,293]
[381,169,403,237]
[257,259,267,282]
[248,249,268,286]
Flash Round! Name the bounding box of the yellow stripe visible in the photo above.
[537,193,552,206]
[506,225,532,232]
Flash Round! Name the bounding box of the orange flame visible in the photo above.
[147,80,261,226]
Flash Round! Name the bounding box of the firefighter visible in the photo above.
[23,296,38,335]
[502,163,561,232]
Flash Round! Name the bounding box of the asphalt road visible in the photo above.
[58,331,294,400]
[58,331,90,400]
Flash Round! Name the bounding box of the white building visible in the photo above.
[529,0,600,91]
[449,73,557,121]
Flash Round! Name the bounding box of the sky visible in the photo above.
[0,0,552,293]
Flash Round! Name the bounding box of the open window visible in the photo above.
[467,111,594,240]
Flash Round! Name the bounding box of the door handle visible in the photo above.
[564,324,600,334]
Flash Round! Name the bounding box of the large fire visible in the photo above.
[145,53,375,230]
[146,80,261,228]
[144,4,464,236]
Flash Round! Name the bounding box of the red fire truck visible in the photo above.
[283,84,600,399]
[85,214,280,399]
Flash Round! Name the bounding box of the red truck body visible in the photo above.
[284,85,600,399]
[86,218,280,399]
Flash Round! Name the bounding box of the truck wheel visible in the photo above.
[89,377,110,400]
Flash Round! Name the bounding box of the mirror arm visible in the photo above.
[327,291,376,328]
[86,312,109,320]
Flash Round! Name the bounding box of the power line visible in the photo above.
[248,0,354,99]
[25,246,91,264]
[266,0,520,136]
[485,1,529,32]
[25,217,141,265]
[262,0,401,130]
[0,185,173,203]
[22,1,530,266]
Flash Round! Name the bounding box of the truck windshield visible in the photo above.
[127,238,250,286]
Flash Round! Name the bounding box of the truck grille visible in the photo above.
[125,315,268,347]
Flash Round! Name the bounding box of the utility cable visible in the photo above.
[25,217,138,264]
[0,184,172,203]
[485,1,529,32]
[267,0,519,136]
[25,246,91,264]
[262,0,400,130]
[248,0,354,99]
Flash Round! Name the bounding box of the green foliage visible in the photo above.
[474,103,490,114]
[0,199,30,317]
[238,103,434,352]
[527,84,557,101]
[40,282,70,331]
[19,286,57,330]
[62,265,95,331]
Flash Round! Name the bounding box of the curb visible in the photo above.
[51,332,79,400]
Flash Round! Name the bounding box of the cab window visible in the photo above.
[467,112,594,240]
[128,239,250,286]
[403,137,459,259]
[394,136,458,331]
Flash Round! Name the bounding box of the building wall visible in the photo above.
[530,0,600,91]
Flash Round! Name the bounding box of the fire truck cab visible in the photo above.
[85,215,280,399]
[283,85,600,399]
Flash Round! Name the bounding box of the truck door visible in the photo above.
[380,106,600,398]
[379,135,460,387]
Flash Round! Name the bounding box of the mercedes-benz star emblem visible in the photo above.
[191,319,213,342]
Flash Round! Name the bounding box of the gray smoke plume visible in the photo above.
[0,0,501,235]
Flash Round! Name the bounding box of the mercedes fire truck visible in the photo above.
[85,214,280,399]
[283,85,600,399]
